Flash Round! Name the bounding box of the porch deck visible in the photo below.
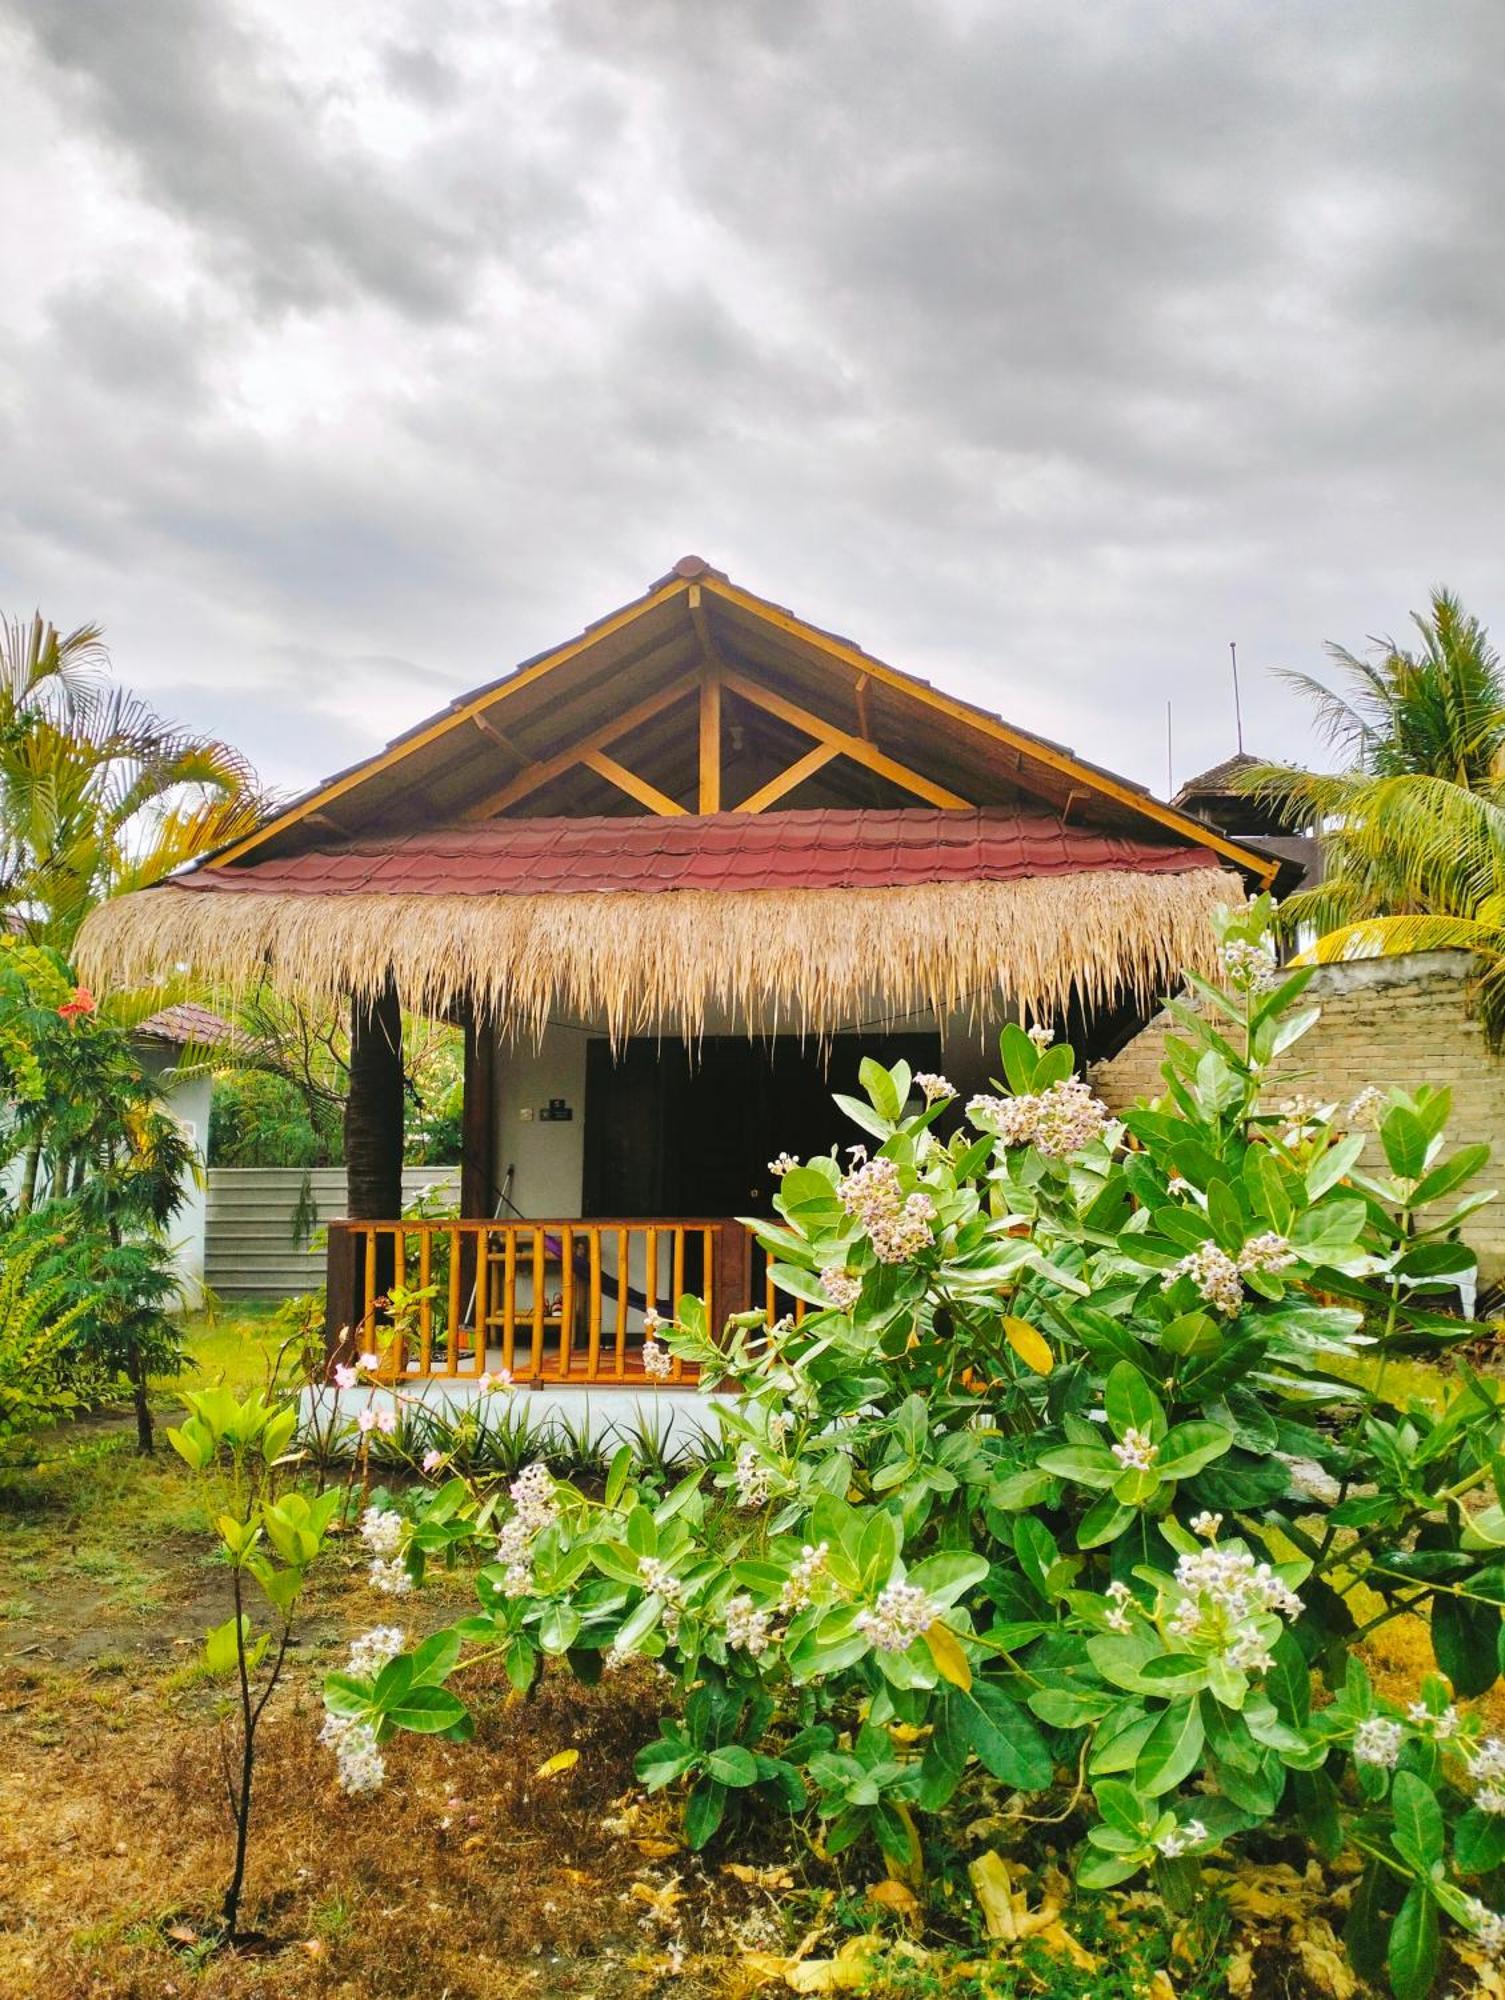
[326,1215,802,1388]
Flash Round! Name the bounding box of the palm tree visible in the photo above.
[1244,590,1505,1043]
[0,614,269,958]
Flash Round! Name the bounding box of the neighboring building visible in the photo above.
[131,1001,241,1307]
[80,558,1276,1404]
[1171,751,1323,902]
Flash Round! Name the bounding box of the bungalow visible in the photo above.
[78,559,1275,1407]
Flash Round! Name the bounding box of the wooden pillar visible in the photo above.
[345,978,405,1220]
[327,979,403,1357]
[459,1008,498,1220]
[456,1008,497,1336]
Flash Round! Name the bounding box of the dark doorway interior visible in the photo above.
[581,1032,943,1219]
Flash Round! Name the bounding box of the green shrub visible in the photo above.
[319,898,1505,1998]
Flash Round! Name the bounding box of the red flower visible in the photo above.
[57,986,97,1021]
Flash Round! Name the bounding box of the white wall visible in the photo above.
[490,1022,590,1218]
[135,1046,212,1309]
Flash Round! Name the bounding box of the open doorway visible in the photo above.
[581,1032,943,1219]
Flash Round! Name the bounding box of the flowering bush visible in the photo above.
[323,899,1505,1999]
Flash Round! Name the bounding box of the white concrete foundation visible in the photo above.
[299,1379,733,1458]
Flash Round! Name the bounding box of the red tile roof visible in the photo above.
[133,1001,244,1049]
[175,808,1217,899]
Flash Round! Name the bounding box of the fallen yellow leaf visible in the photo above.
[923,1620,972,1692]
[1003,1315,1054,1375]
[723,1861,795,1889]
[535,1748,579,1778]
[867,1879,921,1928]
[634,1837,681,1859]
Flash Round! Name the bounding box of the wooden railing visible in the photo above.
[325,1217,754,1387]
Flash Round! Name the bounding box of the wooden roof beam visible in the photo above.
[736,742,841,812]
[461,670,701,819]
[719,669,972,811]
[581,749,687,816]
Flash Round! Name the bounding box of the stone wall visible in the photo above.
[1092,951,1505,1286]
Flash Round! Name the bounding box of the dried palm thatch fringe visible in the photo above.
[77,866,1240,1042]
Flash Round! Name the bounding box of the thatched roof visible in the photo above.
[78,858,1239,1042]
[77,562,1273,1040]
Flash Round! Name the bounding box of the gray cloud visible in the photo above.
[0,0,1501,798]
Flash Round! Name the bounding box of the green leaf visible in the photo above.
[1390,1770,1444,1873]
[1455,1807,1505,1876]
[956,1682,1054,1790]
[1135,1701,1204,1798]
[382,1685,468,1734]
[905,1551,989,1607]
[684,1777,727,1850]
[1154,1421,1234,1481]
[1346,1864,1391,1984]
[1386,1881,1439,2000]
[1381,1107,1432,1182]
[409,1628,462,1685]
[705,1745,760,1788]
[1412,1143,1490,1208]
[1431,1592,1501,1699]
[859,1056,904,1122]
[1105,1360,1162,1441]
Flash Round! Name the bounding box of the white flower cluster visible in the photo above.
[1168,1232,1297,1316]
[724,1593,772,1656]
[1104,1579,1135,1634]
[779,1541,831,1614]
[1465,1897,1505,1959]
[966,1078,1110,1159]
[1026,1023,1055,1051]
[1111,1427,1159,1473]
[1408,1699,1460,1740]
[319,1711,386,1795]
[346,1625,406,1681]
[1353,1716,1405,1768]
[1166,1544,1304,1673]
[1156,1818,1207,1858]
[819,1265,863,1313]
[641,1339,674,1381]
[360,1506,412,1597]
[356,1404,398,1436]
[1221,936,1278,991]
[914,1072,954,1102]
[767,1151,800,1176]
[856,1580,938,1654]
[495,1460,559,1596]
[638,1555,687,1640]
[1240,1231,1296,1275]
[733,1444,773,1509]
[1167,1243,1244,1315]
[838,1154,937,1262]
[1470,1736,1505,1815]
[1278,1093,1334,1146]
[1346,1085,1388,1130]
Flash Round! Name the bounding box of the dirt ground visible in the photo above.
[0,1383,801,2000]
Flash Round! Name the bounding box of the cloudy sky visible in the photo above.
[1,0,1500,802]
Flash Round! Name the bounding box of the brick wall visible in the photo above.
[1092,951,1505,1284]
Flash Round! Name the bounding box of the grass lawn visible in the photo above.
[0,1316,1497,1998]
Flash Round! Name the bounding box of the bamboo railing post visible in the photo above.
[587,1230,603,1379]
[502,1228,517,1378]
[531,1229,545,1382]
[559,1225,575,1380]
[418,1228,432,1375]
[671,1229,686,1382]
[615,1227,629,1378]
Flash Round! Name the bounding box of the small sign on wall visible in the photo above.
[538,1098,574,1123]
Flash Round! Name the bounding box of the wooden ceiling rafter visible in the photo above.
[580,749,687,817]
[719,669,973,812]
[462,670,702,820]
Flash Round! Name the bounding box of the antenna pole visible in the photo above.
[1230,641,1244,754]
[1165,700,1173,797]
